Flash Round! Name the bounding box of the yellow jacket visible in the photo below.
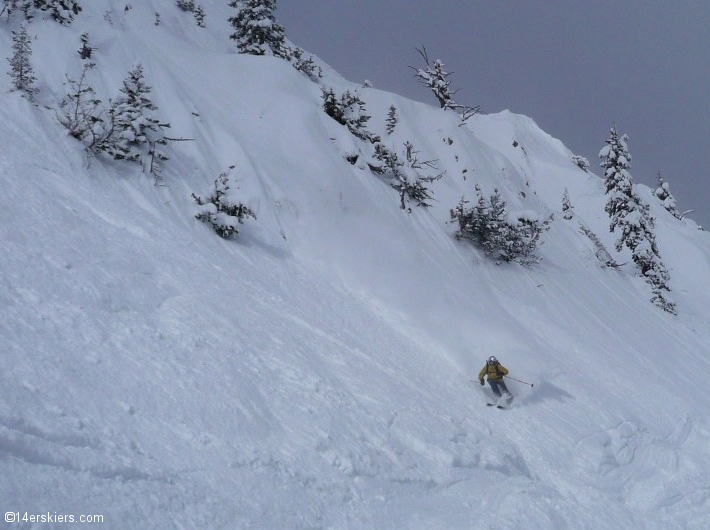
[478,362,508,382]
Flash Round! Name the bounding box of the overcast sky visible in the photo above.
[277,1,710,228]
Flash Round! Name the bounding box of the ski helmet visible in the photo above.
[487,355,498,364]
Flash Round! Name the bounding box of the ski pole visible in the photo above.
[505,376,534,387]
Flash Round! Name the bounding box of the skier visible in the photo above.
[478,356,513,402]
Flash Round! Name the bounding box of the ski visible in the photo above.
[487,402,511,409]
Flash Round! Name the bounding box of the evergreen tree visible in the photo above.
[451,185,549,265]
[192,172,256,238]
[289,46,321,80]
[227,0,287,58]
[193,4,205,27]
[321,87,378,143]
[385,105,397,135]
[409,46,479,122]
[7,23,36,96]
[599,126,675,313]
[654,172,681,219]
[600,126,634,236]
[562,188,574,220]
[176,0,194,11]
[374,141,442,210]
[98,64,170,165]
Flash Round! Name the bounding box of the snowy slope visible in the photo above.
[2,2,710,529]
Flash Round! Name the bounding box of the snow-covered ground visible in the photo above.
[1,2,710,529]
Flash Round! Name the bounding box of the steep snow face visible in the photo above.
[2,2,710,529]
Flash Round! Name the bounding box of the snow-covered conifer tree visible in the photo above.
[227,0,287,58]
[385,105,397,135]
[98,64,170,165]
[654,172,681,219]
[451,185,549,265]
[7,23,36,96]
[374,141,442,210]
[193,4,205,27]
[192,172,256,238]
[409,46,479,122]
[599,126,675,313]
[176,0,194,11]
[562,188,574,220]
[321,87,378,143]
[289,46,321,80]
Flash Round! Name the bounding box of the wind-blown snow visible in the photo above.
[1,2,710,529]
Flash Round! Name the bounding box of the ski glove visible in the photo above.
[479,379,485,386]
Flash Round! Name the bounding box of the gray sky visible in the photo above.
[277,1,710,228]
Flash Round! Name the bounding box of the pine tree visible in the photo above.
[289,46,321,80]
[599,126,675,313]
[562,188,574,220]
[227,0,287,58]
[193,4,205,27]
[7,23,36,96]
[321,87,378,143]
[654,172,681,219]
[385,105,397,135]
[374,141,442,210]
[451,186,549,265]
[176,0,194,11]
[192,172,256,238]
[409,46,479,122]
[98,64,170,165]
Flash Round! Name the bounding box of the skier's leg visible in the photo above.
[489,380,502,397]
[499,380,513,400]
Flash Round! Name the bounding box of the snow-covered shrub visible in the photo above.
[32,0,82,24]
[374,141,442,211]
[321,87,379,143]
[192,172,256,238]
[57,62,108,148]
[176,0,194,11]
[451,185,550,265]
[176,0,205,27]
[572,155,590,172]
[288,46,321,80]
